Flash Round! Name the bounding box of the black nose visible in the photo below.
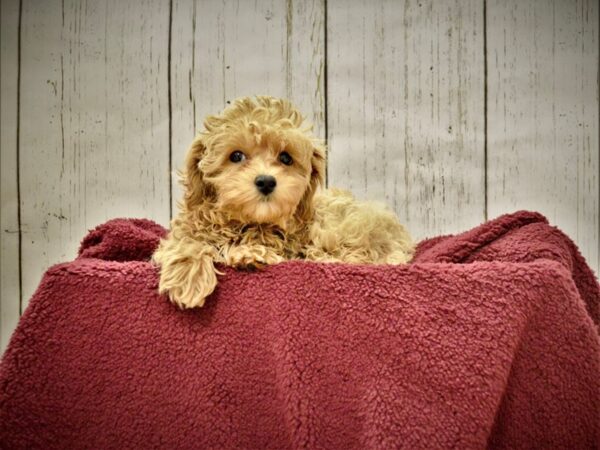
[255,175,277,195]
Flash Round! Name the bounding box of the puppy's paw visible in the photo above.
[226,246,283,271]
[229,253,267,271]
[156,256,218,309]
[163,277,215,309]
[238,262,264,272]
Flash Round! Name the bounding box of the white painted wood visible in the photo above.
[18,0,171,309]
[170,0,325,213]
[487,0,599,276]
[2,0,598,339]
[1,0,21,354]
[327,0,486,241]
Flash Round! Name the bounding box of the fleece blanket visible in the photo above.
[1,211,598,449]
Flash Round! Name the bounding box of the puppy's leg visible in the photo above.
[224,245,284,271]
[152,236,218,308]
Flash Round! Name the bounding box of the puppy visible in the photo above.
[153,96,414,308]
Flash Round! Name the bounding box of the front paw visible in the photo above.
[157,259,218,309]
[229,254,267,272]
[227,247,283,271]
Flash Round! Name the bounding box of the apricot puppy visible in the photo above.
[153,96,414,308]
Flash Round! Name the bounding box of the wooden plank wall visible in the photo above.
[487,0,599,269]
[16,0,172,314]
[327,0,486,238]
[1,0,598,353]
[1,0,21,353]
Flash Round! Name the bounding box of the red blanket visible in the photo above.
[1,211,598,449]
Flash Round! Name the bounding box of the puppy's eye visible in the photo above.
[229,150,246,163]
[279,151,293,166]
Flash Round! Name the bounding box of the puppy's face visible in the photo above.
[206,125,315,227]
[184,97,325,228]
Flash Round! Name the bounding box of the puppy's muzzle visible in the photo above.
[255,175,277,196]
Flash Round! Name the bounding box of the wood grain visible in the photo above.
[327,0,486,241]
[169,0,325,212]
[487,0,599,275]
[1,0,21,353]
[1,0,598,345]
[18,0,171,308]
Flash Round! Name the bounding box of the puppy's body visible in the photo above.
[153,97,414,308]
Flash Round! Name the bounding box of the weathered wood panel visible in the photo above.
[487,0,599,275]
[327,0,486,240]
[170,0,325,211]
[18,0,171,308]
[1,0,21,353]
[1,0,598,348]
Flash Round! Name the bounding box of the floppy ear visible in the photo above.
[309,143,326,190]
[181,135,215,209]
[294,143,326,223]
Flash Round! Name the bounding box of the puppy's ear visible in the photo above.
[294,143,326,223]
[309,143,326,190]
[182,136,215,208]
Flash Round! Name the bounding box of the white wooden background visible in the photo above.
[1,0,598,353]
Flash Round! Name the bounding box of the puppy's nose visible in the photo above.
[255,175,277,195]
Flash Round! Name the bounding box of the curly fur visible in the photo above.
[153,96,414,308]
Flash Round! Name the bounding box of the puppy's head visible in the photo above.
[182,96,325,228]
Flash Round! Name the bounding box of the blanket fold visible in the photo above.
[1,211,598,449]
